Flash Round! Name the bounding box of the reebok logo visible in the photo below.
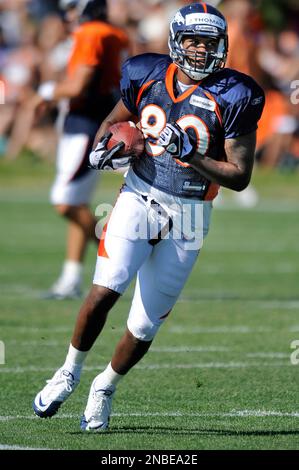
[251,96,263,105]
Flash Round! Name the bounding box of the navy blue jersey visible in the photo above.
[120,53,265,200]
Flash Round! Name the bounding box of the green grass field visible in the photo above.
[0,156,299,450]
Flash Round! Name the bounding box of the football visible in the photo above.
[107,121,144,157]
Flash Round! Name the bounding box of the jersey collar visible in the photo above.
[165,63,201,103]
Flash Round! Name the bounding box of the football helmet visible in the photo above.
[59,0,107,23]
[169,2,228,81]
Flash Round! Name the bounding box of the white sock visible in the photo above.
[94,362,124,389]
[62,343,88,378]
[60,260,82,284]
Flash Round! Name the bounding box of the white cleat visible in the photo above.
[234,185,259,208]
[42,280,82,300]
[80,380,116,431]
[33,368,79,418]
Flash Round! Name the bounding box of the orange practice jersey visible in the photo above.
[67,20,129,117]
[256,89,289,149]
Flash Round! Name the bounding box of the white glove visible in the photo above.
[89,133,132,170]
[158,122,197,163]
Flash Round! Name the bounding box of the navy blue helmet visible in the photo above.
[169,2,228,81]
[59,0,107,22]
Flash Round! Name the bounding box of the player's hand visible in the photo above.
[89,133,131,170]
[158,122,197,163]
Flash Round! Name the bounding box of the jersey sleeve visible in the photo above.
[120,54,171,116]
[120,58,140,115]
[222,77,265,139]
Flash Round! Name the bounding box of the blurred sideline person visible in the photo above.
[33,3,264,430]
[215,0,261,208]
[32,0,129,299]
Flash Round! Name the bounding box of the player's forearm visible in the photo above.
[53,81,85,100]
[37,80,85,101]
[38,67,93,102]
[189,132,256,191]
[189,155,251,191]
[92,99,136,150]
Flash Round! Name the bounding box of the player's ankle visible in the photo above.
[94,362,124,389]
[63,343,89,378]
[58,260,83,286]
[61,362,82,380]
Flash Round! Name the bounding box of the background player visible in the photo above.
[32,0,129,299]
[33,2,264,430]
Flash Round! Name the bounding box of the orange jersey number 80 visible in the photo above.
[140,104,210,165]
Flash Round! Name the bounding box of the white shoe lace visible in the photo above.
[45,371,75,400]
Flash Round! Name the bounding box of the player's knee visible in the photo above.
[85,284,120,313]
[54,204,81,218]
[127,317,159,342]
[54,204,72,217]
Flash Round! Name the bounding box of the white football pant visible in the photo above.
[50,134,99,206]
[93,186,212,341]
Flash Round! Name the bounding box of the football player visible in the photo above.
[33,3,264,430]
[34,0,129,299]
